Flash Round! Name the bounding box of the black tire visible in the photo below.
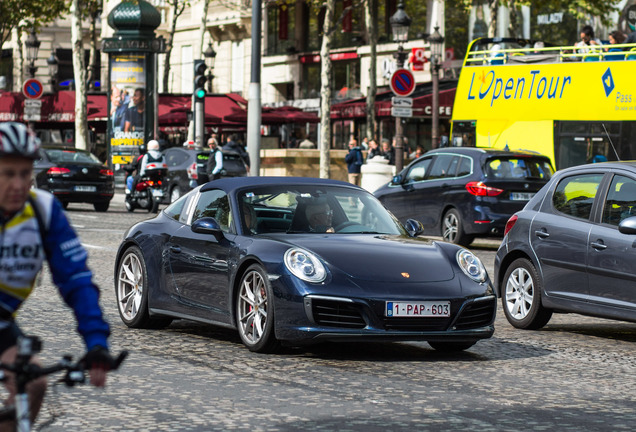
[441,208,474,246]
[170,186,181,203]
[125,198,135,212]
[236,264,280,353]
[61,201,69,210]
[501,258,552,330]
[150,199,159,213]
[428,341,477,352]
[115,246,172,329]
[94,202,110,212]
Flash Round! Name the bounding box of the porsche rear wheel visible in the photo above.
[116,246,171,329]
[236,264,279,353]
[502,258,552,330]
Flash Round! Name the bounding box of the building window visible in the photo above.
[267,2,297,56]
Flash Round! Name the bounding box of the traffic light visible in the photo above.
[193,60,207,101]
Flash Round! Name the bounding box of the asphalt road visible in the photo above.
[10,193,636,431]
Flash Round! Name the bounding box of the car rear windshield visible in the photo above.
[45,149,101,164]
[484,157,553,180]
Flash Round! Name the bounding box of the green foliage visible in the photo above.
[0,0,67,49]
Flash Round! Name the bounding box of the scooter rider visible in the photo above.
[138,140,164,178]
[0,122,115,430]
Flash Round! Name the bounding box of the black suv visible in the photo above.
[163,147,247,203]
[374,147,554,245]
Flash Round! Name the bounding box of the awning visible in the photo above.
[0,91,107,122]
[225,105,320,124]
[330,80,457,120]
[158,93,247,127]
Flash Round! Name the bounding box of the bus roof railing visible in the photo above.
[464,37,636,66]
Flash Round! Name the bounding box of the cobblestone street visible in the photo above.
[10,194,636,431]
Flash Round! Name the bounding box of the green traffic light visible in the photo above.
[195,88,206,99]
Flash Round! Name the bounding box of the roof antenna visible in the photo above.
[602,123,620,161]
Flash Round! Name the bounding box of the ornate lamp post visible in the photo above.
[390,2,411,172]
[46,52,59,90]
[428,26,444,149]
[25,30,41,78]
[203,42,216,94]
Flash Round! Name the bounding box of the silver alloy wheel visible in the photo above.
[504,266,534,320]
[170,187,181,203]
[237,269,268,345]
[117,251,144,321]
[442,212,458,242]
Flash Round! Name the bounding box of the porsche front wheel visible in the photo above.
[236,264,280,353]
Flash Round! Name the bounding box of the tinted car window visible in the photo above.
[164,193,189,221]
[428,154,455,179]
[404,158,432,183]
[552,173,603,220]
[165,149,189,167]
[602,175,636,226]
[485,158,553,180]
[192,189,232,232]
[457,156,472,177]
[45,149,101,164]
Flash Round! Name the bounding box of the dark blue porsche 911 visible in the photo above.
[114,177,495,353]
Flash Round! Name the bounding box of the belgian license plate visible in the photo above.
[386,301,450,317]
[510,192,534,201]
[152,189,164,197]
[75,185,96,192]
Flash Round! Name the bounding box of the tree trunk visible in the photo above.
[86,12,99,92]
[319,0,336,179]
[508,0,518,38]
[162,3,180,92]
[488,0,498,38]
[13,28,23,91]
[199,0,211,58]
[71,0,88,150]
[365,0,377,141]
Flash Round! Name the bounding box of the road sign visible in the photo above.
[392,97,413,107]
[23,99,42,121]
[390,68,416,97]
[391,107,413,118]
[23,78,44,99]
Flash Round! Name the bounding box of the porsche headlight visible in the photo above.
[284,248,327,283]
[456,249,487,283]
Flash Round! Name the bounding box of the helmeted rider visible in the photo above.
[138,140,164,178]
[0,122,115,430]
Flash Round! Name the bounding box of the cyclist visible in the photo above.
[0,122,114,430]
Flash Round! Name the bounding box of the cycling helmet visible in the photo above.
[0,122,40,159]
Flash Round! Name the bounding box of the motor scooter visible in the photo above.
[124,162,167,213]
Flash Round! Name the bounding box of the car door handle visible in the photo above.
[169,246,181,253]
[534,230,550,239]
[590,240,607,250]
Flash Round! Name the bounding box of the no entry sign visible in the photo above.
[390,68,416,97]
[23,79,44,99]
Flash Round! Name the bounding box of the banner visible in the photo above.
[109,54,146,165]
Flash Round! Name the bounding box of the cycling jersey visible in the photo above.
[0,189,110,350]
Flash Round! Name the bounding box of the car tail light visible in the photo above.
[503,214,518,236]
[100,169,114,176]
[47,167,71,175]
[465,181,504,196]
[187,162,198,180]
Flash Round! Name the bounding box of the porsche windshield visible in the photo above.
[238,185,405,235]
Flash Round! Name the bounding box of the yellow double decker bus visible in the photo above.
[450,38,636,170]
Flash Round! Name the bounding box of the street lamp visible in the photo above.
[47,52,59,90]
[203,42,216,93]
[25,29,41,78]
[390,2,411,172]
[428,26,444,149]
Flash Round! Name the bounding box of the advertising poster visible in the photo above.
[109,54,146,165]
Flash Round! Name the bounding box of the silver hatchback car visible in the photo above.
[495,161,636,329]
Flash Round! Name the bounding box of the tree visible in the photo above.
[163,0,189,92]
[81,0,102,91]
[364,0,377,142]
[0,0,66,50]
[319,0,336,179]
[71,0,88,150]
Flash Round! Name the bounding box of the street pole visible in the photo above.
[431,56,439,149]
[246,0,262,176]
[394,44,407,172]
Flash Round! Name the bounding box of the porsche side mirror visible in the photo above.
[404,219,424,237]
[618,216,636,235]
[191,217,223,239]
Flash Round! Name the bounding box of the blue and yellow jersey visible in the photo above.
[0,189,110,350]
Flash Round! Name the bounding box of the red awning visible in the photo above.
[226,105,319,124]
[158,93,247,127]
[330,85,457,120]
[0,92,23,121]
